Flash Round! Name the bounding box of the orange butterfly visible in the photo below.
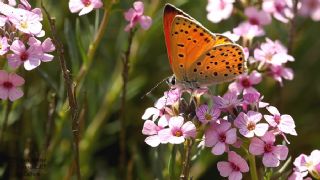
[163,4,247,89]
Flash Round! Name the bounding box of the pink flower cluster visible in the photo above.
[142,84,297,179]
[0,0,56,101]
[290,150,320,180]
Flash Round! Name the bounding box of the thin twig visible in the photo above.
[41,3,81,180]
[119,29,135,175]
[288,0,299,54]
[37,92,56,178]
[0,101,12,143]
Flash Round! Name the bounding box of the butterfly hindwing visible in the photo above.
[187,44,247,85]
[214,34,234,45]
[170,15,217,81]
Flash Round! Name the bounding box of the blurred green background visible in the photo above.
[0,0,320,179]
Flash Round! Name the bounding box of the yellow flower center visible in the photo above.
[247,122,256,131]
[205,113,212,121]
[20,21,28,29]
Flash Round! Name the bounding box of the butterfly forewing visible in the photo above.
[163,4,194,65]
[187,44,247,85]
[170,15,217,81]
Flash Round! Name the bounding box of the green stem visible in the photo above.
[248,154,259,180]
[0,101,12,143]
[180,139,193,180]
[75,4,112,84]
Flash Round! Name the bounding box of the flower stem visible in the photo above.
[75,5,111,84]
[180,139,193,180]
[0,101,12,144]
[42,3,81,180]
[248,154,259,180]
[119,29,135,175]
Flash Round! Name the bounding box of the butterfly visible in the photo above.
[163,4,247,89]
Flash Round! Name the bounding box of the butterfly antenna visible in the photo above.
[141,76,170,99]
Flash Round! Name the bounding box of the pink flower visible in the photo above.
[0,36,9,55]
[217,151,249,180]
[243,91,269,109]
[158,116,196,144]
[253,38,294,66]
[234,111,269,138]
[8,8,42,35]
[263,0,294,23]
[124,1,152,31]
[7,40,42,70]
[269,65,294,86]
[155,88,181,109]
[233,22,265,40]
[205,121,237,155]
[228,70,262,94]
[0,15,7,26]
[293,150,320,175]
[249,132,288,167]
[207,0,235,23]
[0,70,24,101]
[222,31,240,42]
[142,107,161,121]
[28,37,56,62]
[142,117,168,147]
[213,91,241,112]
[264,106,297,136]
[288,171,311,180]
[299,0,320,21]
[245,6,272,26]
[69,0,103,16]
[196,104,220,124]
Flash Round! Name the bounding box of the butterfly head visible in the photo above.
[166,75,176,87]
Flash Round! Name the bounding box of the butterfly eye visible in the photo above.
[166,75,176,86]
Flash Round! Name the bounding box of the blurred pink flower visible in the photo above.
[158,116,196,144]
[228,70,262,94]
[263,0,294,23]
[196,104,220,124]
[299,0,320,21]
[245,6,272,26]
[205,121,237,155]
[254,38,294,66]
[8,8,42,35]
[234,111,268,138]
[264,106,297,136]
[206,0,235,23]
[142,117,168,147]
[7,40,42,70]
[124,1,152,31]
[233,22,265,40]
[288,171,311,180]
[0,36,9,55]
[249,132,288,167]
[0,70,24,101]
[222,31,240,42]
[269,64,294,86]
[69,0,103,16]
[217,151,249,180]
[213,91,241,112]
[28,37,56,62]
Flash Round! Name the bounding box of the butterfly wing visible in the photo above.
[163,4,194,65]
[214,34,234,45]
[187,44,247,85]
[169,15,217,81]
